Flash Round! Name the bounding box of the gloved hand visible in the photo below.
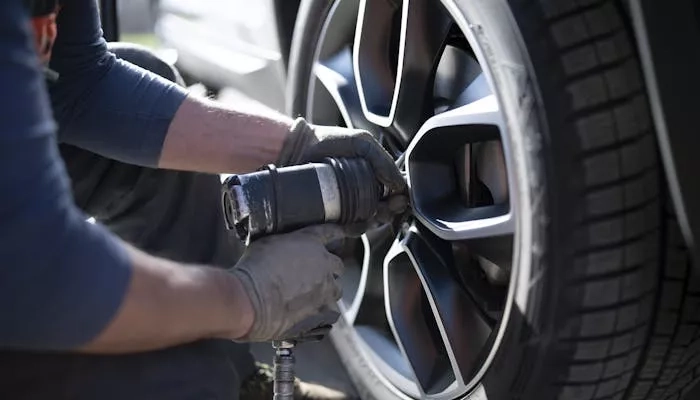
[278,118,408,231]
[231,224,345,342]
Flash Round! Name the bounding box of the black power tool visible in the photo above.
[221,157,387,400]
[222,157,386,243]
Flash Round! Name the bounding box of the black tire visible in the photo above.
[287,0,700,399]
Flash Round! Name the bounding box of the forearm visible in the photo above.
[81,243,253,353]
[159,95,292,174]
[50,0,289,173]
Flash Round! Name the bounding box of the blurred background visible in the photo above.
[118,0,158,47]
[116,0,290,112]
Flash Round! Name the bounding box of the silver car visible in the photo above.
[155,0,291,111]
[154,0,700,399]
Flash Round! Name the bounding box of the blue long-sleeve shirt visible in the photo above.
[51,0,188,165]
[0,0,188,349]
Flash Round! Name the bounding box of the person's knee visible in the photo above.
[107,42,185,86]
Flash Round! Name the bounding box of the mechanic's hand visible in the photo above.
[278,118,406,195]
[278,118,408,235]
[231,224,345,342]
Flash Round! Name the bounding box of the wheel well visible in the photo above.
[629,0,700,265]
[274,0,302,69]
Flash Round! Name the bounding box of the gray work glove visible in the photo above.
[278,118,408,233]
[232,224,345,342]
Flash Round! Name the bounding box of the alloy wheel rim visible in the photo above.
[304,0,524,398]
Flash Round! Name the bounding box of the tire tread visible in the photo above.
[533,0,698,399]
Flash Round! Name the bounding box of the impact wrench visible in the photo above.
[221,158,388,399]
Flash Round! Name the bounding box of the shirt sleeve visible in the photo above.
[49,0,188,167]
[0,0,133,350]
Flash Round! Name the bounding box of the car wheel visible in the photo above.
[287,0,700,399]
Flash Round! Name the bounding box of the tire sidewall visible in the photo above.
[286,0,337,117]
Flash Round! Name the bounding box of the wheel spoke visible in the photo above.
[354,0,451,142]
[405,95,516,241]
[312,48,373,131]
[434,45,490,111]
[403,224,493,385]
[415,209,514,241]
[452,73,492,110]
[384,237,452,396]
[342,224,396,325]
[452,239,511,324]
[391,0,452,142]
[353,0,400,125]
[385,223,494,395]
[407,95,504,152]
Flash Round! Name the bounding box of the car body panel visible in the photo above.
[155,0,287,111]
[629,0,700,267]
